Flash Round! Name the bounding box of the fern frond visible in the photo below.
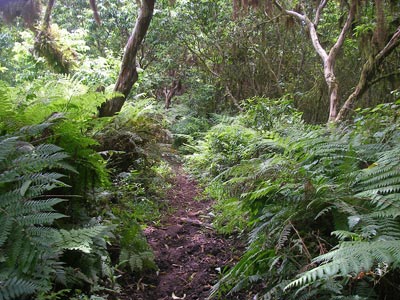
[18,123,54,137]
[0,217,13,248]
[0,137,19,165]
[367,207,400,219]
[0,277,38,300]
[17,213,66,226]
[13,151,70,173]
[286,240,400,289]
[331,230,361,241]
[276,224,292,250]
[55,226,110,253]
[22,198,66,213]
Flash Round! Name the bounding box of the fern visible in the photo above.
[0,129,113,299]
[0,134,72,298]
[286,240,400,289]
[0,81,16,132]
[285,142,400,293]
[55,226,110,254]
[118,220,156,273]
[0,277,38,300]
[197,99,400,299]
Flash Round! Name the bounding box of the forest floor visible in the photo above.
[119,161,246,300]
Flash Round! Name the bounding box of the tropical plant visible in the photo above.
[2,74,111,193]
[287,137,400,297]
[0,76,162,298]
[0,126,111,300]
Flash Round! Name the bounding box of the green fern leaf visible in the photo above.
[55,226,110,253]
[0,277,38,300]
[286,240,400,290]
[17,213,66,226]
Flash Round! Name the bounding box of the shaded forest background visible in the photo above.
[0,0,400,299]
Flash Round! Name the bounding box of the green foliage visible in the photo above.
[0,76,163,298]
[0,129,111,300]
[241,96,304,131]
[0,81,15,132]
[170,115,211,151]
[2,0,400,298]
[186,120,261,180]
[287,140,400,291]
[118,219,157,273]
[96,98,169,173]
[105,162,174,274]
[187,99,400,299]
[94,100,174,275]
[1,75,111,196]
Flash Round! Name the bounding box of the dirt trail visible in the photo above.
[120,163,243,300]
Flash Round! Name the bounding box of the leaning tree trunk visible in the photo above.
[336,25,400,122]
[99,0,155,117]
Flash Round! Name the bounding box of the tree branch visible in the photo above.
[181,38,220,77]
[42,0,55,31]
[336,25,400,122]
[329,0,356,60]
[282,8,306,22]
[305,17,329,61]
[274,0,328,61]
[89,0,101,25]
[369,71,400,86]
[225,86,244,111]
[376,25,400,62]
[314,0,328,26]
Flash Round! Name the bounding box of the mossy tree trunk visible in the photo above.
[336,25,400,122]
[33,0,76,74]
[0,0,101,74]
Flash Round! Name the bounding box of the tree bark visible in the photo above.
[275,0,356,123]
[373,0,386,48]
[233,0,239,19]
[42,0,55,31]
[336,25,400,122]
[225,86,244,112]
[99,0,155,117]
[164,79,181,109]
[89,0,101,25]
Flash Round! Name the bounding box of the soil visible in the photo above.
[118,163,245,300]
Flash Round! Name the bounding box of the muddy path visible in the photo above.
[119,163,244,300]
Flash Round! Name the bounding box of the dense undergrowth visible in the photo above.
[0,77,172,300]
[2,72,399,300]
[185,97,400,300]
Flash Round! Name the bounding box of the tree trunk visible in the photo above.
[336,25,400,122]
[164,79,181,109]
[325,60,339,122]
[89,0,101,25]
[99,0,155,117]
[274,0,356,123]
[233,0,239,19]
